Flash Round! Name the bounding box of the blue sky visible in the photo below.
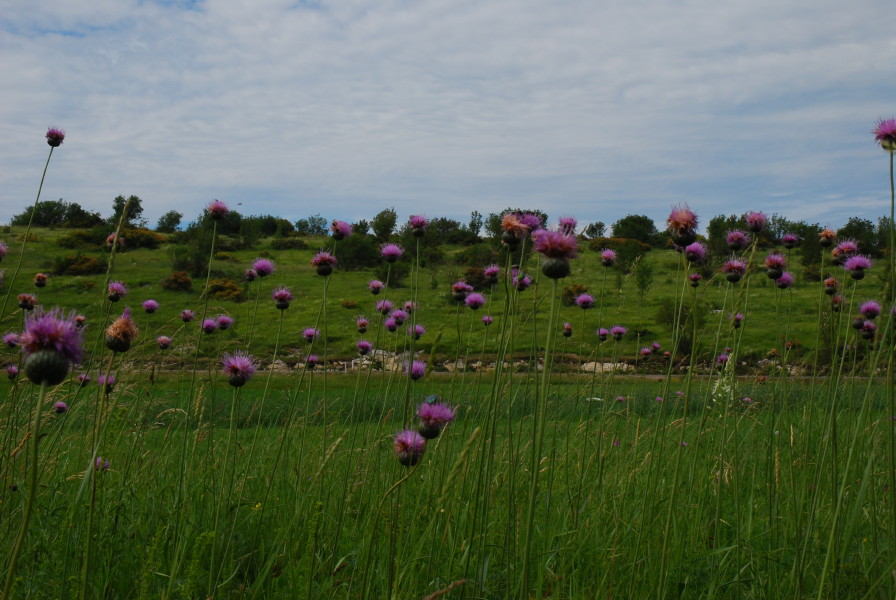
[1,0,894,232]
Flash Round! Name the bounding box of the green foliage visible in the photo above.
[610,214,660,245]
[121,227,166,250]
[468,210,483,237]
[270,237,309,250]
[373,260,409,287]
[11,199,103,228]
[56,227,107,250]
[561,283,588,306]
[371,207,397,241]
[838,216,881,257]
[632,256,655,300]
[161,271,193,292]
[205,277,246,302]
[484,208,549,239]
[51,254,106,276]
[454,243,499,267]
[109,195,145,227]
[335,234,379,270]
[295,214,327,236]
[155,210,182,233]
[352,219,371,235]
[583,221,606,239]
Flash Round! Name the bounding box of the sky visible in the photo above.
[1,0,894,233]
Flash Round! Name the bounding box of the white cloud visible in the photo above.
[0,0,893,230]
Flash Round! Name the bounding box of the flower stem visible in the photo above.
[1,380,48,599]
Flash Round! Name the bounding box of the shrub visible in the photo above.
[341,300,359,309]
[205,278,246,302]
[52,254,106,276]
[214,252,239,263]
[161,271,193,292]
[121,227,166,249]
[270,237,309,250]
[561,283,588,306]
[463,267,489,290]
[588,237,651,253]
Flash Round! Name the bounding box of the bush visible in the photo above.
[205,278,246,302]
[121,227,166,249]
[463,267,489,290]
[161,271,193,292]
[454,243,499,267]
[588,237,652,253]
[214,252,239,263]
[52,254,106,276]
[341,300,359,309]
[561,283,588,306]
[270,237,309,250]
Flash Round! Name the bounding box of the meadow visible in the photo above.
[2,129,895,599]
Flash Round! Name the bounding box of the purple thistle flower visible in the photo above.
[222,351,256,387]
[105,307,139,353]
[19,308,85,385]
[465,293,486,310]
[357,340,373,355]
[207,200,230,220]
[45,127,65,147]
[861,320,878,340]
[684,242,707,264]
[563,322,573,337]
[451,281,474,301]
[716,353,729,365]
[157,336,172,350]
[576,294,595,309]
[272,286,294,309]
[667,204,698,245]
[106,233,124,249]
[311,251,338,276]
[483,264,500,283]
[77,373,90,387]
[689,272,702,287]
[394,430,426,466]
[98,374,116,393]
[558,217,578,236]
[745,211,768,233]
[6,365,19,380]
[819,228,837,247]
[860,300,881,319]
[731,312,745,329]
[107,281,128,302]
[610,325,626,341]
[407,360,426,380]
[95,457,111,471]
[600,248,617,267]
[369,280,385,294]
[180,309,195,323]
[640,347,652,357]
[843,255,872,279]
[726,230,751,251]
[722,259,747,283]
[390,309,409,325]
[376,299,394,315]
[482,315,493,326]
[380,243,404,263]
[513,272,533,291]
[252,258,275,277]
[873,117,896,151]
[4,332,19,348]
[216,315,234,330]
[417,401,456,439]
[781,233,800,249]
[384,317,398,332]
[776,272,794,289]
[764,253,787,280]
[408,324,425,340]
[356,317,369,333]
[403,301,417,313]
[520,213,543,230]
[54,401,68,413]
[202,319,218,334]
[306,354,319,369]
[409,215,429,235]
[330,220,352,239]
[303,327,319,342]
[531,228,578,259]
[0,241,7,259]
[142,299,159,314]
[244,268,258,282]
[597,328,609,341]
[17,294,37,311]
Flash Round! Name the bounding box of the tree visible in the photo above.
[467,210,483,237]
[837,217,879,256]
[583,221,606,239]
[109,195,145,227]
[11,199,67,227]
[63,202,103,228]
[611,214,659,245]
[295,214,327,236]
[632,257,654,303]
[155,210,183,233]
[371,207,398,241]
[353,219,371,235]
[484,208,549,240]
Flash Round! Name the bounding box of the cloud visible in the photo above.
[1,0,894,231]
